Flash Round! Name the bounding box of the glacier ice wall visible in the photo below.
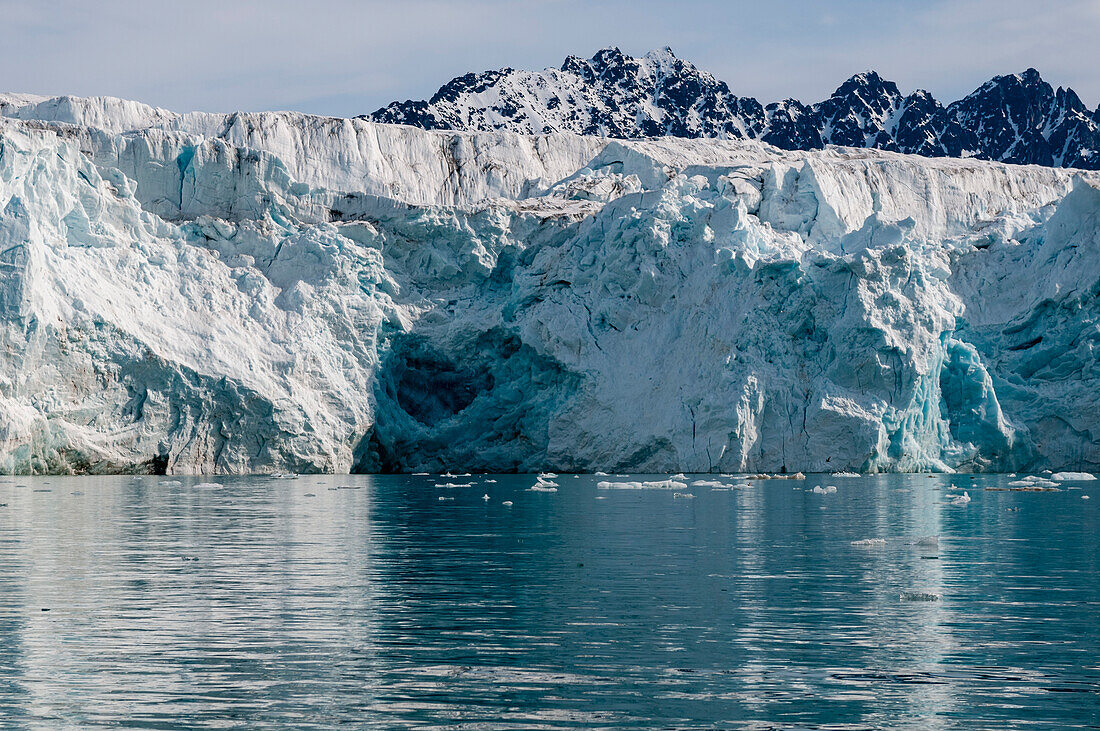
[0,93,1098,474]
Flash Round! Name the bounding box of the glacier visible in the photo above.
[0,92,1098,474]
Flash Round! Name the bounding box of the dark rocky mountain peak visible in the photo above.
[369,50,1100,170]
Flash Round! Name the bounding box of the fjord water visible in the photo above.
[0,474,1095,729]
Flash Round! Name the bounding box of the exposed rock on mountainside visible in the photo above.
[371,48,1100,170]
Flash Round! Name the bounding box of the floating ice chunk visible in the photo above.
[484,479,497,483]
[1083,495,1091,500]
[691,479,727,487]
[435,482,473,488]
[811,485,837,494]
[412,472,429,476]
[1051,472,1096,481]
[745,472,806,480]
[900,591,942,602]
[673,492,695,499]
[915,536,939,547]
[670,473,686,480]
[194,482,222,489]
[160,480,182,486]
[950,491,971,505]
[528,484,558,492]
[594,471,609,476]
[850,538,886,547]
[1009,476,1051,485]
[482,494,490,501]
[597,479,688,490]
[832,472,860,477]
[438,496,454,501]
[1006,476,1060,490]
[539,472,558,479]
[502,500,513,506]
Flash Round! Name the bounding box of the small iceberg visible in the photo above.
[745,472,806,480]
[482,494,490,501]
[530,475,559,491]
[1006,476,1060,490]
[502,500,513,506]
[673,492,695,499]
[950,491,971,505]
[194,482,222,489]
[597,479,688,490]
[850,538,886,547]
[1051,472,1096,481]
[832,472,860,477]
[811,485,837,494]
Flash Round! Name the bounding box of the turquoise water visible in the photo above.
[0,473,1096,729]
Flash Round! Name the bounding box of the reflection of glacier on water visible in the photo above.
[0,472,1095,726]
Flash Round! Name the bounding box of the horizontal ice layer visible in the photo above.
[0,93,605,208]
[0,93,1098,474]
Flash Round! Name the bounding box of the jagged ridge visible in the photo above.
[370,48,1100,170]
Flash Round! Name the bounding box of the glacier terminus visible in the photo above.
[0,87,1098,475]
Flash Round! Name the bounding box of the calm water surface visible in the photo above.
[0,473,1096,729]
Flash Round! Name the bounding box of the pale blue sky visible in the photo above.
[3,0,1098,116]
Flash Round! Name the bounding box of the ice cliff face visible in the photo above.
[0,92,1098,474]
[371,48,1100,171]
